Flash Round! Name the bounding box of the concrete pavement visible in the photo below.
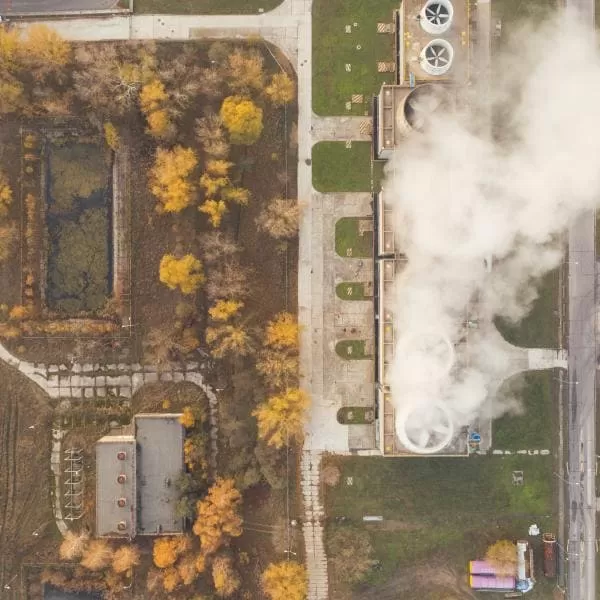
[4,0,119,14]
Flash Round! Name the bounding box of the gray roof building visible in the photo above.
[95,435,136,538]
[136,413,185,535]
[95,413,184,539]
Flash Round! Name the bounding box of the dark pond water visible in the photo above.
[44,584,103,600]
[45,141,113,315]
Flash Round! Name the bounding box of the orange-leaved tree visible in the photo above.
[179,406,196,429]
[199,199,228,228]
[112,544,141,573]
[220,96,263,145]
[265,73,296,106]
[192,477,243,555]
[80,539,113,571]
[149,146,198,212]
[159,254,204,294]
[262,561,308,600]
[59,530,89,561]
[253,388,309,448]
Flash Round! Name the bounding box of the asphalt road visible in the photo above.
[566,210,597,600]
[2,0,118,14]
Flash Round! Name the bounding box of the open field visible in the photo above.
[312,0,398,116]
[493,371,554,450]
[133,0,283,13]
[0,363,56,590]
[324,455,556,599]
[313,142,383,193]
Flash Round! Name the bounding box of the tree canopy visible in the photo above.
[159,254,205,294]
[220,95,263,145]
[262,561,308,600]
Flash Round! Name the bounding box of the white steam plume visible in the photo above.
[387,15,600,451]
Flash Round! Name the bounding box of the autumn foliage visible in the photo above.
[265,73,296,106]
[265,312,299,350]
[206,324,255,359]
[111,544,141,573]
[59,530,89,561]
[149,146,198,213]
[208,299,243,322]
[192,478,243,556]
[253,388,310,448]
[220,95,263,145]
[212,555,241,597]
[179,406,196,429]
[485,540,517,576]
[152,537,190,569]
[159,254,205,294]
[80,539,113,571]
[262,561,308,600]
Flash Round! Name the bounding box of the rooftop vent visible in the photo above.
[117,498,127,508]
[420,39,454,76]
[117,521,127,531]
[420,0,454,35]
[116,451,127,461]
[117,474,127,484]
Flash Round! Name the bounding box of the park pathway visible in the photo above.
[311,115,372,142]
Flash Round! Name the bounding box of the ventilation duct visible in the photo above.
[396,83,449,137]
[420,0,454,35]
[420,39,454,76]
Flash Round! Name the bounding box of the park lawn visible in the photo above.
[335,339,371,359]
[312,0,399,115]
[493,371,554,450]
[133,0,282,14]
[336,281,371,300]
[313,142,383,192]
[324,455,555,598]
[335,217,373,258]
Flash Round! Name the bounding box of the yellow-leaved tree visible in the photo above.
[159,254,204,294]
[265,73,296,106]
[227,47,265,93]
[140,79,167,114]
[0,171,13,217]
[212,555,241,598]
[192,478,243,556]
[265,312,299,350]
[153,537,191,569]
[23,25,71,72]
[80,539,113,571]
[179,406,196,429]
[485,540,517,576]
[208,300,243,322]
[0,28,21,72]
[262,561,308,600]
[103,122,120,150]
[220,96,263,145]
[199,199,228,228]
[253,388,309,448]
[206,324,254,359]
[59,530,89,561]
[149,146,198,213]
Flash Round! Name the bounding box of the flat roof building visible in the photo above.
[95,413,184,538]
[95,435,136,538]
[136,414,185,536]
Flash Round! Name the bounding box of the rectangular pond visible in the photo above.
[45,140,113,315]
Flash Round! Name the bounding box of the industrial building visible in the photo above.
[95,413,184,539]
[372,0,475,456]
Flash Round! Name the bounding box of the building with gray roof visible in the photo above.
[95,413,184,538]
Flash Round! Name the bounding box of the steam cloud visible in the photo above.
[387,14,600,451]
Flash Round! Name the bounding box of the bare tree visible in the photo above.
[198,231,240,265]
[256,197,300,240]
[206,260,252,301]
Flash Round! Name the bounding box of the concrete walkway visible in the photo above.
[50,424,69,536]
[311,115,372,142]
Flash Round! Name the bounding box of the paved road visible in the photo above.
[566,210,597,600]
[3,0,118,14]
[565,4,596,600]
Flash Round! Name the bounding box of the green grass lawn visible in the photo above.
[335,339,371,360]
[312,142,384,193]
[324,455,555,598]
[335,217,373,258]
[336,281,371,300]
[312,0,399,115]
[495,269,559,348]
[337,406,375,424]
[133,0,282,13]
[493,371,554,450]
